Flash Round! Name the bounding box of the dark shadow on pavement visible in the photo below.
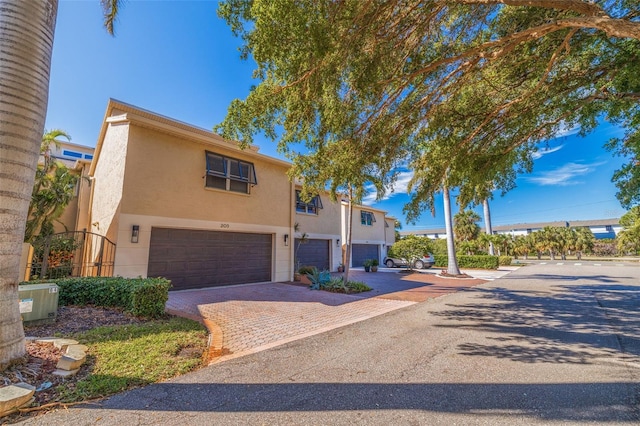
[80,381,639,423]
[434,283,640,362]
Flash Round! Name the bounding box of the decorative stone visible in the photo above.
[52,368,80,377]
[0,383,35,417]
[52,339,79,351]
[66,344,88,354]
[56,350,86,371]
[35,337,79,351]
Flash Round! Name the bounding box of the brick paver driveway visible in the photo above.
[166,269,503,363]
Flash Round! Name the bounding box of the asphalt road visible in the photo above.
[20,262,640,425]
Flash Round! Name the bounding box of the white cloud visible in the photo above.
[525,162,604,186]
[554,122,580,138]
[531,144,564,160]
[361,171,414,205]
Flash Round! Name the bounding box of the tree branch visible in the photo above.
[451,0,607,17]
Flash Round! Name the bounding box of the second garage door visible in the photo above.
[351,244,379,267]
[148,228,272,291]
[295,238,330,270]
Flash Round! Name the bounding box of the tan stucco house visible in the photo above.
[342,204,396,267]
[61,99,396,290]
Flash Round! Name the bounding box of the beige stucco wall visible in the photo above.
[54,195,78,234]
[53,162,93,234]
[385,218,396,249]
[74,164,93,233]
[90,120,130,243]
[120,125,292,228]
[295,193,341,236]
[345,205,388,242]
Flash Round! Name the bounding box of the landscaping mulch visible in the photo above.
[1,306,145,423]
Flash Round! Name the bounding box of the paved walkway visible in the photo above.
[166,268,516,363]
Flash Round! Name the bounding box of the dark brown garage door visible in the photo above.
[148,228,272,290]
[295,238,330,270]
[351,244,379,267]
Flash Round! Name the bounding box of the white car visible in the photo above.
[383,253,435,269]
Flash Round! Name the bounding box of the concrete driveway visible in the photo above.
[166,268,509,363]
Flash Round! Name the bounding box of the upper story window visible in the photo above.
[361,211,376,226]
[205,151,257,194]
[296,190,323,215]
[606,225,613,232]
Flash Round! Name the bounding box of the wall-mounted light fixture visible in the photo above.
[336,238,340,247]
[131,225,139,243]
[284,234,289,246]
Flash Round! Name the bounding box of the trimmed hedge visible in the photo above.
[22,277,171,318]
[499,256,513,266]
[434,255,500,270]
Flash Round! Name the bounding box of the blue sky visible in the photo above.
[46,1,628,230]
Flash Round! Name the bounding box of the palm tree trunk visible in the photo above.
[443,185,461,275]
[483,199,495,256]
[0,0,57,370]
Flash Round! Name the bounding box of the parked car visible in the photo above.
[383,253,435,269]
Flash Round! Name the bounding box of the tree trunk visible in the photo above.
[483,198,495,256]
[0,0,57,370]
[343,187,354,284]
[443,185,461,275]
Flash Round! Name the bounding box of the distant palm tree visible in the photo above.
[454,210,481,243]
[0,0,121,370]
[24,130,76,242]
[573,227,595,260]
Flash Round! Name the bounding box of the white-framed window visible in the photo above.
[295,190,323,214]
[361,211,376,226]
[205,151,257,194]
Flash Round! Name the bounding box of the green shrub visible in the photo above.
[430,239,448,256]
[433,254,447,267]
[324,277,371,294]
[346,280,372,293]
[298,265,316,275]
[23,277,171,318]
[433,255,499,270]
[499,256,513,266]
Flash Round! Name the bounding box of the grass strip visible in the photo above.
[58,317,208,402]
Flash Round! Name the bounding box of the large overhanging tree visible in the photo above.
[0,0,120,370]
[217,1,640,279]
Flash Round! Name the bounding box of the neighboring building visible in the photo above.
[568,219,622,239]
[343,203,390,267]
[294,188,342,271]
[53,99,395,289]
[47,140,94,167]
[401,218,622,240]
[40,140,94,235]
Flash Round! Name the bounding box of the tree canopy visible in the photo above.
[217,0,640,217]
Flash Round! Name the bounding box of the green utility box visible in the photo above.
[18,283,59,325]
